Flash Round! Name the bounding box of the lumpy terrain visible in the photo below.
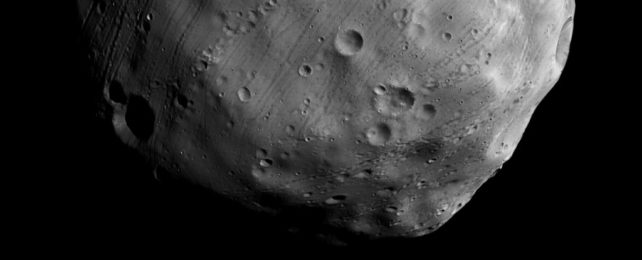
[81,0,574,242]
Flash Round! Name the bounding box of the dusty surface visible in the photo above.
[80,0,574,242]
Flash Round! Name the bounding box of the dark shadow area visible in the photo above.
[108,80,128,104]
[125,95,155,140]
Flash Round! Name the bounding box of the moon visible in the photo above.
[80,0,574,243]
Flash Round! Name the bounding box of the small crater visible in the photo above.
[393,9,407,22]
[376,0,387,10]
[142,18,151,32]
[108,80,127,104]
[298,64,313,77]
[259,159,273,167]
[366,123,392,146]
[426,158,437,164]
[418,104,437,120]
[325,194,347,205]
[266,0,277,7]
[175,93,190,109]
[285,125,295,134]
[393,88,415,108]
[125,95,155,140]
[373,84,386,95]
[556,16,574,66]
[334,29,364,56]
[426,223,440,231]
[152,166,171,182]
[332,194,347,201]
[195,60,208,71]
[237,87,252,102]
[442,32,453,41]
[354,169,372,178]
[375,86,415,116]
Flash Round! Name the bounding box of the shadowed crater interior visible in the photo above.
[125,95,155,140]
[108,80,127,104]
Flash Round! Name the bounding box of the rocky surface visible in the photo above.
[79,0,574,243]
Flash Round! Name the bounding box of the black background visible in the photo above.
[48,1,625,256]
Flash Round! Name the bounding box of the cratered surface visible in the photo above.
[81,0,574,242]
